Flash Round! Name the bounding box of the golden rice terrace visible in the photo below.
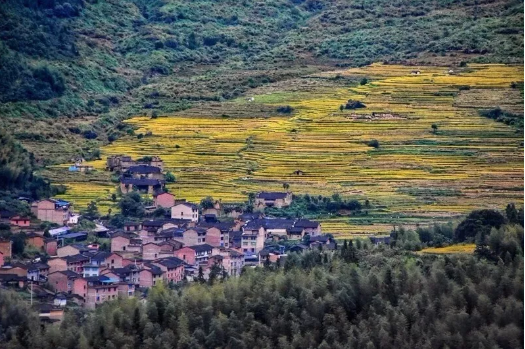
[52,64,524,236]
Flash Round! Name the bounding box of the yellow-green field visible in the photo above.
[52,63,523,236]
[419,244,476,254]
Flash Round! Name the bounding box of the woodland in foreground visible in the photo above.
[0,216,522,349]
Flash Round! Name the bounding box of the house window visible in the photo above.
[111,259,114,264]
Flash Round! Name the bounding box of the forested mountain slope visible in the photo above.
[0,0,523,164]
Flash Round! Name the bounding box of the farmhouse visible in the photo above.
[126,165,164,180]
[154,192,176,208]
[120,178,165,194]
[31,199,72,225]
[107,155,163,172]
[254,192,292,210]
[9,216,30,227]
[0,239,12,259]
[171,202,199,222]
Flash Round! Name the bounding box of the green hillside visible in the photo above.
[0,0,523,164]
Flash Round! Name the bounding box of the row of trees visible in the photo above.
[1,224,522,348]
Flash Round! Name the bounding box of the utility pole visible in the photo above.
[30,281,33,305]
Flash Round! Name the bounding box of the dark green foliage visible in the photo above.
[345,100,366,109]
[119,192,145,217]
[165,171,176,183]
[276,105,294,114]
[416,222,454,247]
[265,194,361,218]
[479,108,524,130]
[455,209,507,242]
[367,139,380,148]
[200,196,215,210]
[360,77,368,85]
[81,201,100,221]
[0,238,522,348]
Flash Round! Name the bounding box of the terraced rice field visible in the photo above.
[53,64,523,235]
[419,244,476,254]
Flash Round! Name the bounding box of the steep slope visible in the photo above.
[0,0,523,164]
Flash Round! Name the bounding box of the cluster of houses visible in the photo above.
[0,155,391,317]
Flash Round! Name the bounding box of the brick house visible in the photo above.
[171,203,199,222]
[124,222,142,232]
[174,247,197,265]
[154,192,175,209]
[48,257,68,273]
[188,244,216,265]
[27,263,49,282]
[111,233,142,253]
[44,238,58,256]
[294,219,321,236]
[120,178,165,195]
[254,192,292,210]
[66,254,90,274]
[0,240,12,259]
[218,249,245,277]
[86,284,119,309]
[0,264,27,277]
[57,244,90,258]
[142,243,162,261]
[31,199,71,225]
[204,227,222,247]
[90,251,123,269]
[126,165,164,180]
[9,216,30,227]
[177,227,207,246]
[152,257,185,284]
[117,283,135,298]
[48,270,82,293]
[139,265,163,288]
[107,155,163,173]
[26,233,45,250]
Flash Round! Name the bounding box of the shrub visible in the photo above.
[367,139,380,148]
[345,100,366,109]
[360,77,368,85]
[276,105,294,114]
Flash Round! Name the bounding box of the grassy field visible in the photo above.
[419,244,476,254]
[50,63,523,236]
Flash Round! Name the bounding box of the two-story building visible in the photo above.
[31,199,72,225]
[254,192,292,210]
[171,202,199,222]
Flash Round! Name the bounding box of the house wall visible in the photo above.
[174,247,196,265]
[33,200,70,225]
[0,241,12,259]
[45,240,58,256]
[57,245,81,257]
[10,218,30,227]
[72,278,87,299]
[182,229,199,246]
[27,236,45,250]
[205,227,221,247]
[85,285,119,309]
[0,267,27,277]
[142,244,161,261]
[171,204,199,222]
[111,236,130,252]
[155,193,175,208]
[138,269,162,288]
[48,272,69,293]
[117,283,135,298]
[104,254,123,269]
[48,258,67,273]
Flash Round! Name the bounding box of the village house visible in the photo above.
[57,244,91,258]
[124,222,142,232]
[47,257,68,273]
[174,246,197,266]
[254,192,292,210]
[9,216,30,227]
[110,232,142,253]
[126,165,164,180]
[89,251,124,269]
[189,244,216,265]
[117,283,135,298]
[0,264,28,277]
[105,264,141,285]
[120,178,165,194]
[48,270,82,294]
[85,282,119,309]
[139,264,163,288]
[171,202,199,222]
[26,232,44,250]
[44,238,58,256]
[152,257,185,284]
[65,254,90,274]
[294,219,321,236]
[31,199,72,225]
[107,155,163,173]
[176,227,208,246]
[218,249,245,277]
[0,239,12,259]
[198,221,239,248]
[154,192,176,209]
[27,263,49,282]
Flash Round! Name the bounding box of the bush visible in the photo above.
[367,139,380,148]
[345,100,366,109]
[360,77,368,85]
[276,105,294,114]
